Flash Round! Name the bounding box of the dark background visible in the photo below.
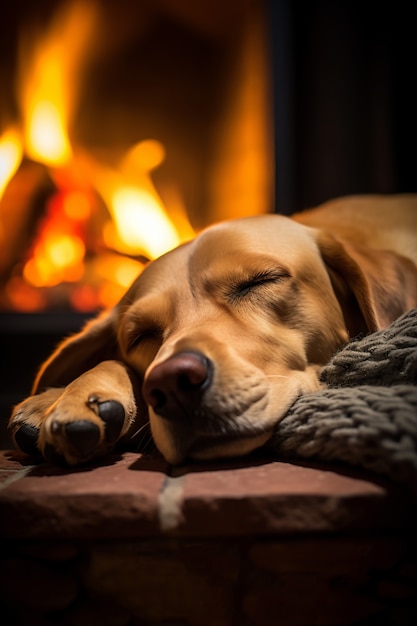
[272,0,417,214]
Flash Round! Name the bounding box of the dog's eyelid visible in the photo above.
[249,268,290,282]
[227,268,291,301]
[237,268,290,288]
[126,326,162,352]
[121,311,163,353]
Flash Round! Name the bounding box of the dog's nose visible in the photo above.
[142,351,212,419]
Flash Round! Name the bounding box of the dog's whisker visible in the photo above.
[265,374,290,380]
[129,421,157,454]
[129,421,151,440]
[138,434,158,455]
[136,432,153,449]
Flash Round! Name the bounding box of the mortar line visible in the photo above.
[157,468,185,532]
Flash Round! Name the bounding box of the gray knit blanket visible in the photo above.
[268,309,417,492]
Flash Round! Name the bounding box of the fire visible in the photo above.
[96,139,194,260]
[26,101,72,167]
[0,3,196,312]
[0,128,23,201]
[17,0,98,166]
[22,189,89,288]
[24,233,85,287]
[109,187,180,258]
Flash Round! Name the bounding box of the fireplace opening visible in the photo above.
[0,0,273,315]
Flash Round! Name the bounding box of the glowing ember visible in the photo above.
[21,189,89,288]
[5,277,47,312]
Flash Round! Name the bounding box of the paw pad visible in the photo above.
[14,424,41,457]
[88,397,125,443]
[64,420,101,457]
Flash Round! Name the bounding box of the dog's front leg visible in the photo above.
[9,360,143,465]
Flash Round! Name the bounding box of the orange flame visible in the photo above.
[17,0,99,166]
[0,127,23,201]
[96,139,195,260]
[22,190,89,288]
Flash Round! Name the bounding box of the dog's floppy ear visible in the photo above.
[33,309,120,393]
[317,231,417,336]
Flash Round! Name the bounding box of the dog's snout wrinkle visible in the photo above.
[143,351,212,420]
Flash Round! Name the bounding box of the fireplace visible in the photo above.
[0,0,274,445]
[0,0,274,314]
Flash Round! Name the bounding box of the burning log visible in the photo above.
[0,159,54,283]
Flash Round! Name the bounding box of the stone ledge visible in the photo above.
[0,449,413,539]
[1,449,416,626]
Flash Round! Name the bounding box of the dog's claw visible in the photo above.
[88,398,125,443]
[14,424,41,457]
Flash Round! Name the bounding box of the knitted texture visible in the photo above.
[269,309,417,490]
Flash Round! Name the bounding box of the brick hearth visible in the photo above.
[0,449,416,625]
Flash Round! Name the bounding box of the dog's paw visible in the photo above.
[10,388,61,458]
[9,361,138,465]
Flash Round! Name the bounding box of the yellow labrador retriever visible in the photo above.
[9,194,417,465]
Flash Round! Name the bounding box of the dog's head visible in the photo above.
[33,214,414,464]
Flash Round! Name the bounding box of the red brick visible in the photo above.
[83,540,240,626]
[0,449,36,470]
[242,571,384,626]
[63,597,132,626]
[248,537,406,574]
[17,541,80,561]
[0,450,38,488]
[171,457,410,536]
[0,452,169,539]
[0,556,78,611]
[0,451,412,540]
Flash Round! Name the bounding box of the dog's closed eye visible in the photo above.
[127,327,162,352]
[121,311,163,356]
[228,269,290,302]
[122,323,163,375]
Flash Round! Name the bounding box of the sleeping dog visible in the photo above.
[9,194,417,465]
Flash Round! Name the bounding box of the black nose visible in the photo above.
[142,351,212,420]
